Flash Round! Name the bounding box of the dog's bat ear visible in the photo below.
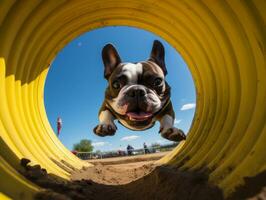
[149,40,167,75]
[102,44,121,79]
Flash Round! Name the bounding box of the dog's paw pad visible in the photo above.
[93,124,116,137]
[165,128,174,135]
[161,127,186,142]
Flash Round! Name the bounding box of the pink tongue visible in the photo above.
[126,112,153,121]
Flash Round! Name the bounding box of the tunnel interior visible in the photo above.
[0,1,265,199]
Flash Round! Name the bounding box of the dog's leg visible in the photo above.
[156,101,186,142]
[93,109,117,137]
[159,114,186,142]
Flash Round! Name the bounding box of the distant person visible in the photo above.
[118,145,124,156]
[57,117,62,136]
[71,150,78,155]
[143,142,149,154]
[127,144,134,156]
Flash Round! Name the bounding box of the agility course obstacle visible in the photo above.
[0,0,265,199]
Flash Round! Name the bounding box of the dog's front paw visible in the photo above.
[93,124,117,137]
[159,127,186,142]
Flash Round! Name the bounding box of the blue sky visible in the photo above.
[44,26,196,152]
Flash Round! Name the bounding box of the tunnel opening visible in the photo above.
[43,26,196,163]
[44,26,196,155]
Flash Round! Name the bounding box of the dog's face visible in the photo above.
[102,41,170,130]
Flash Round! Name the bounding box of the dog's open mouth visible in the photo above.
[126,111,153,121]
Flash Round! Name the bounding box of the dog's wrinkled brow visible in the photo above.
[141,61,165,77]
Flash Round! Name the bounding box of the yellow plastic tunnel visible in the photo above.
[0,0,265,199]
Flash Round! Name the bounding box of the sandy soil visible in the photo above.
[70,152,167,185]
[71,161,156,185]
[19,155,266,200]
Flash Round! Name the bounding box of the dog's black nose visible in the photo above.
[127,88,146,98]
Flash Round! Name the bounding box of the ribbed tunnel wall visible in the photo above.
[0,1,265,199]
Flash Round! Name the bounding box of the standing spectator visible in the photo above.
[127,144,134,156]
[71,150,78,155]
[57,117,62,136]
[143,142,149,154]
[118,145,124,156]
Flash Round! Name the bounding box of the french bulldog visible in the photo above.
[93,40,186,142]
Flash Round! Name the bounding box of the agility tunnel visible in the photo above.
[0,0,265,199]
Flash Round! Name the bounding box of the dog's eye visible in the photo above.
[112,81,120,89]
[153,78,163,86]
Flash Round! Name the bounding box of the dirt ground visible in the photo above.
[19,153,266,200]
[71,160,156,185]
[70,152,167,185]
[88,151,168,165]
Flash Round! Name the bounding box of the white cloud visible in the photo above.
[156,139,168,144]
[92,142,108,147]
[120,135,140,141]
[180,103,196,111]
[174,119,181,124]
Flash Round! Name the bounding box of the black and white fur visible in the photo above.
[93,40,186,142]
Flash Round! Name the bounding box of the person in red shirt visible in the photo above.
[57,117,62,136]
